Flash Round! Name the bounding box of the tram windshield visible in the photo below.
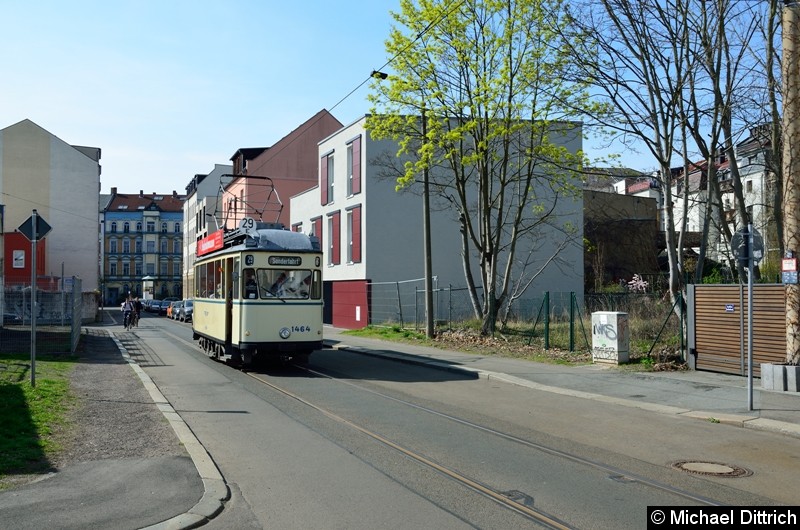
[242,268,319,300]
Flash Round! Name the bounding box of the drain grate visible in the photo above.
[671,460,752,478]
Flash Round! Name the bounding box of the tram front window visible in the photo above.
[255,269,312,299]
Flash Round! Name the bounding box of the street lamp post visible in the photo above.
[372,70,435,337]
[421,107,435,338]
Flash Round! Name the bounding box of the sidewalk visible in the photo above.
[322,326,800,439]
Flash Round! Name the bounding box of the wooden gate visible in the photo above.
[687,284,786,376]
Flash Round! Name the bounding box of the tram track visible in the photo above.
[245,368,574,529]
[157,324,727,526]
[240,363,721,528]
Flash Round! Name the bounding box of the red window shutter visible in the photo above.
[351,206,361,263]
[332,211,341,265]
[352,137,361,195]
[320,155,328,205]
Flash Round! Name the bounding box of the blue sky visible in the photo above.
[0,1,646,196]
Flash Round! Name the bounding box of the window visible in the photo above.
[321,152,334,205]
[161,238,168,253]
[312,217,323,254]
[160,261,168,275]
[328,155,335,202]
[347,143,354,196]
[135,262,143,276]
[110,263,117,276]
[122,238,130,253]
[123,222,130,233]
[174,222,181,233]
[253,268,316,300]
[746,180,753,193]
[327,211,341,266]
[147,220,155,232]
[146,240,155,253]
[347,136,361,196]
[347,206,362,263]
[174,240,181,253]
[109,239,118,253]
[136,222,142,232]
[161,222,168,233]
[146,263,155,275]
[135,238,142,253]
[110,222,117,233]
[123,263,130,276]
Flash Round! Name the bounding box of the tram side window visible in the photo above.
[243,268,258,299]
[195,264,205,298]
[204,262,216,298]
[214,261,224,298]
[310,270,321,300]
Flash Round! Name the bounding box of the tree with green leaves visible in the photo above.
[367,0,601,335]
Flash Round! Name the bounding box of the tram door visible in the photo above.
[224,257,235,355]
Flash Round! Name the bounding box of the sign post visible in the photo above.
[18,209,52,388]
[731,225,763,411]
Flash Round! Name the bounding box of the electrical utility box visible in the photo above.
[591,311,630,364]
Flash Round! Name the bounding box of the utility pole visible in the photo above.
[783,0,800,365]
[422,107,435,338]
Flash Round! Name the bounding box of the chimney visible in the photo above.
[139,190,144,198]
[172,190,178,198]
[111,187,117,195]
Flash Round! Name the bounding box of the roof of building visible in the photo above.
[105,189,185,213]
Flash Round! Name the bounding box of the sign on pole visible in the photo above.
[17,209,51,388]
[731,227,763,263]
[18,212,51,242]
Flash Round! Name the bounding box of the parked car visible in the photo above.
[180,300,193,322]
[157,300,169,316]
[170,300,184,320]
[3,312,22,325]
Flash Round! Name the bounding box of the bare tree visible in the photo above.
[564,0,694,316]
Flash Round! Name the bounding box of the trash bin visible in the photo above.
[591,311,630,364]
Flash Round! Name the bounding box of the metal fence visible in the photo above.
[367,279,679,342]
[366,279,582,329]
[1,278,83,354]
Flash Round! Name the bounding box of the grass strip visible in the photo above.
[0,353,78,478]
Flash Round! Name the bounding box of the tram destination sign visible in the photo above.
[269,256,302,266]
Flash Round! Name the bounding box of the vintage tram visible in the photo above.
[192,219,323,365]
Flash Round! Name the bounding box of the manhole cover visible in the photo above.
[671,460,752,478]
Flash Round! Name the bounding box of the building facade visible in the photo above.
[290,115,585,329]
[181,110,343,300]
[0,119,101,291]
[182,164,233,299]
[101,189,185,304]
[222,109,343,230]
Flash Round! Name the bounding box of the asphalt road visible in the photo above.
[134,317,798,529]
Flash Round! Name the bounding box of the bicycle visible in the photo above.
[123,311,132,330]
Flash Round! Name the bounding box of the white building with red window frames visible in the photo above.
[290,115,585,329]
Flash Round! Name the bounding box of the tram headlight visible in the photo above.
[279,327,291,339]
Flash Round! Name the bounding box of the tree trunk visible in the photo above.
[783,2,800,365]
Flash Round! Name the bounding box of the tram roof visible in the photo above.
[246,228,318,252]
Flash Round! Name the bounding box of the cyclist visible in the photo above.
[122,297,135,329]
[133,297,143,327]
